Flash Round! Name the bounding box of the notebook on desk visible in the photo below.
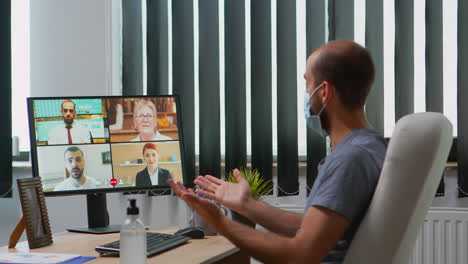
[0,253,95,264]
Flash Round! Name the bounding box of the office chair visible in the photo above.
[344,112,453,264]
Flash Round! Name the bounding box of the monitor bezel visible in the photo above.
[27,95,187,197]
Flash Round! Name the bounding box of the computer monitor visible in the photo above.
[27,95,186,233]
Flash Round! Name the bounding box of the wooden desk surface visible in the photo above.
[1,227,249,264]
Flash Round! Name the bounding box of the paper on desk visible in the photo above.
[60,256,96,264]
[0,253,80,264]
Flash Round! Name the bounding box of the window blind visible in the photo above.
[0,0,12,198]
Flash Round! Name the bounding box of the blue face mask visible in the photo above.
[304,83,328,137]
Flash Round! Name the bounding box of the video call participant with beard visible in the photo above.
[48,100,92,145]
[54,146,97,191]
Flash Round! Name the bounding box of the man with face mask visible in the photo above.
[168,40,387,264]
[47,100,92,145]
[54,146,97,191]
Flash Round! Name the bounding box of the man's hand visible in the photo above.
[193,168,252,214]
[167,179,226,229]
[168,178,195,198]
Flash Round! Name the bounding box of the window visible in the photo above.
[443,0,458,136]
[138,0,459,159]
[11,0,30,152]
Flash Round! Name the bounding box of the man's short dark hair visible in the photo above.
[311,41,375,110]
[61,100,76,110]
[64,146,84,158]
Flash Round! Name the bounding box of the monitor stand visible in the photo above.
[67,193,121,234]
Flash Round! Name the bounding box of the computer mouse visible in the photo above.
[174,226,205,239]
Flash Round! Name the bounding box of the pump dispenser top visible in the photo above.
[127,199,139,215]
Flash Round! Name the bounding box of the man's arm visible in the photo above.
[219,206,350,264]
[238,197,303,237]
[194,170,302,236]
[169,179,350,264]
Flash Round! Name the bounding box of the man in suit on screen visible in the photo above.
[48,100,92,145]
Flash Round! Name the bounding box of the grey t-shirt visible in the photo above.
[304,128,387,263]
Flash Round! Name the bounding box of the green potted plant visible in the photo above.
[225,168,273,227]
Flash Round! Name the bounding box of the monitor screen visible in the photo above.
[28,96,185,195]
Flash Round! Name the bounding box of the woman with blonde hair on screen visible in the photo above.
[135,143,172,187]
[131,100,172,141]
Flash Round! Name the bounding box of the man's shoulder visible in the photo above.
[322,144,385,180]
[84,176,97,186]
[332,132,386,165]
[87,176,97,181]
[327,145,372,166]
[49,124,64,134]
[349,129,387,151]
[54,179,69,191]
[73,123,90,131]
[339,144,373,158]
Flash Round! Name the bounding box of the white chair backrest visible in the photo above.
[344,112,452,264]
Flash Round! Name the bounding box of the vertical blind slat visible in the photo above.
[198,0,221,177]
[365,0,384,135]
[458,0,468,197]
[425,0,443,113]
[0,0,12,197]
[306,0,326,67]
[306,0,327,195]
[334,0,354,40]
[251,0,273,186]
[277,0,298,196]
[122,0,143,96]
[426,0,445,196]
[146,0,169,95]
[225,0,247,173]
[172,0,196,185]
[328,0,335,41]
[394,0,414,121]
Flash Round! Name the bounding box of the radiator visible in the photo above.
[410,208,468,264]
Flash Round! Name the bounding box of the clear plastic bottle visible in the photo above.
[120,199,146,264]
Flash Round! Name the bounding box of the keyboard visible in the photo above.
[95,232,191,257]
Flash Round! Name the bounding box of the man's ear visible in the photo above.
[321,81,333,104]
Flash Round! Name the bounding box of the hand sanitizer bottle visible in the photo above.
[120,199,146,264]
